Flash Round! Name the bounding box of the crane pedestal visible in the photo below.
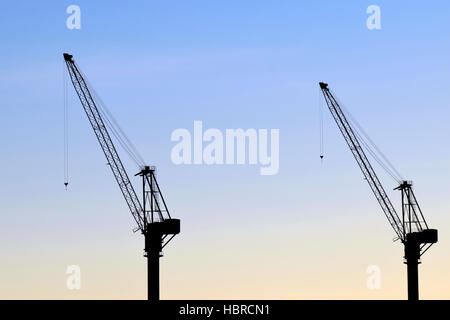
[404,229,437,301]
[404,241,420,301]
[145,230,161,301]
[145,219,180,301]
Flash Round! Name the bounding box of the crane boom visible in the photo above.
[63,53,144,231]
[319,82,404,240]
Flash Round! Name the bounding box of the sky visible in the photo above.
[0,1,450,299]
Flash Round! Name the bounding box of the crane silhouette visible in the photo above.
[63,53,180,301]
[319,82,437,300]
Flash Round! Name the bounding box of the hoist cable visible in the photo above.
[319,89,324,160]
[63,61,69,189]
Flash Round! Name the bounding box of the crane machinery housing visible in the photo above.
[319,82,437,300]
[63,53,180,301]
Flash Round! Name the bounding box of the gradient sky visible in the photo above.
[1,1,449,299]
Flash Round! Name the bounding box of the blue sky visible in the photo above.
[0,1,450,299]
